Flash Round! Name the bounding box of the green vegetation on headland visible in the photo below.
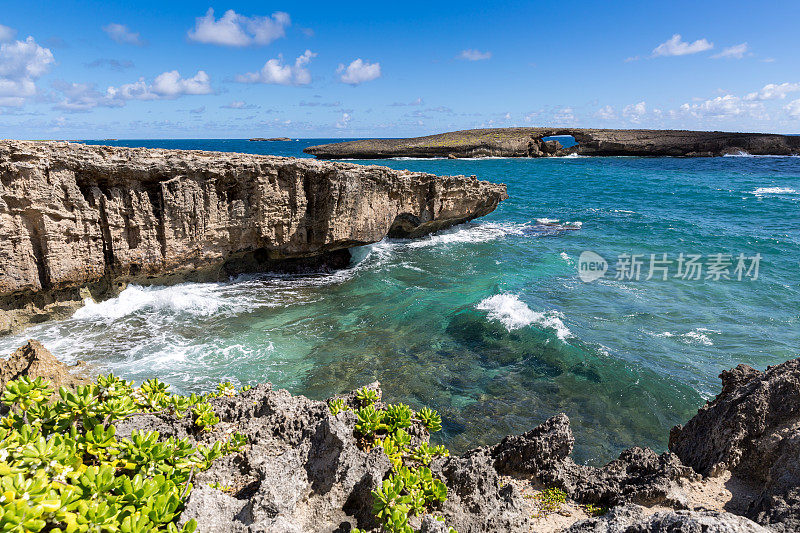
[0,375,249,532]
[332,387,456,533]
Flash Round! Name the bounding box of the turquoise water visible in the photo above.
[2,140,798,464]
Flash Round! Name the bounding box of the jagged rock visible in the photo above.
[0,339,90,393]
[484,414,695,509]
[432,448,531,532]
[564,504,769,532]
[0,140,507,334]
[669,358,800,531]
[304,128,800,159]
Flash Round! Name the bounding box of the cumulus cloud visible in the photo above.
[0,24,17,42]
[103,23,145,46]
[712,43,749,59]
[595,105,617,120]
[0,36,55,107]
[785,99,800,119]
[235,50,316,85]
[55,70,212,111]
[744,82,800,101]
[335,112,351,128]
[459,49,492,61]
[337,59,381,85]
[652,34,713,57]
[679,94,764,119]
[187,9,290,47]
[623,101,647,122]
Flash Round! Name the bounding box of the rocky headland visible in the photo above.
[303,128,800,159]
[0,141,506,334]
[2,340,799,532]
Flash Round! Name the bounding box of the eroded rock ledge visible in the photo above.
[304,128,800,159]
[1,341,799,531]
[0,141,507,334]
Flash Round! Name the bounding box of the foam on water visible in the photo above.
[751,186,798,196]
[404,221,528,248]
[476,293,573,340]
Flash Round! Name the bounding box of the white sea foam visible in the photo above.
[405,222,527,248]
[751,187,798,196]
[536,218,560,224]
[476,294,572,340]
[654,327,720,346]
[73,283,243,321]
[559,252,572,264]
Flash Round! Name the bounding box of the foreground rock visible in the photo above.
[2,342,796,531]
[304,128,800,159]
[0,339,90,393]
[670,358,800,532]
[565,504,769,532]
[0,141,507,334]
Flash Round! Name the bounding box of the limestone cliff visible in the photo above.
[0,141,507,334]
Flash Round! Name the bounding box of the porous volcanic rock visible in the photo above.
[564,504,769,533]
[0,141,507,334]
[669,358,800,531]
[304,128,800,159]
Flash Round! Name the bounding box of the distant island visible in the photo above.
[249,137,292,141]
[304,128,800,159]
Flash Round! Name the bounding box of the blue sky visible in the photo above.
[2,0,800,138]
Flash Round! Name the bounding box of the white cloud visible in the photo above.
[150,70,212,97]
[623,101,647,122]
[187,9,290,47]
[337,59,381,85]
[712,43,749,59]
[0,24,16,42]
[744,82,800,101]
[57,70,212,110]
[222,100,259,109]
[652,34,713,57]
[595,105,617,120]
[335,112,351,129]
[103,23,144,46]
[236,50,316,85]
[679,94,764,119]
[785,99,800,119]
[459,49,492,61]
[0,36,55,107]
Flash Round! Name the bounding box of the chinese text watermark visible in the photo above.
[578,251,761,283]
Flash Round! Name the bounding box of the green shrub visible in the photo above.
[0,374,249,532]
[349,398,456,533]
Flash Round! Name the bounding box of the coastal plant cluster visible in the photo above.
[0,375,249,532]
[329,388,457,533]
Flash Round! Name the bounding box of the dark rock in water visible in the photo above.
[564,504,769,532]
[669,358,800,532]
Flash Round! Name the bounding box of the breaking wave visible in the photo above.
[476,293,572,340]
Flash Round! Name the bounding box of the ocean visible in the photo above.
[2,139,798,465]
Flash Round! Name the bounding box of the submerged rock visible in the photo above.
[0,140,507,334]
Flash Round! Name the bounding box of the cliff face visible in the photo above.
[304,127,800,158]
[0,141,507,334]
